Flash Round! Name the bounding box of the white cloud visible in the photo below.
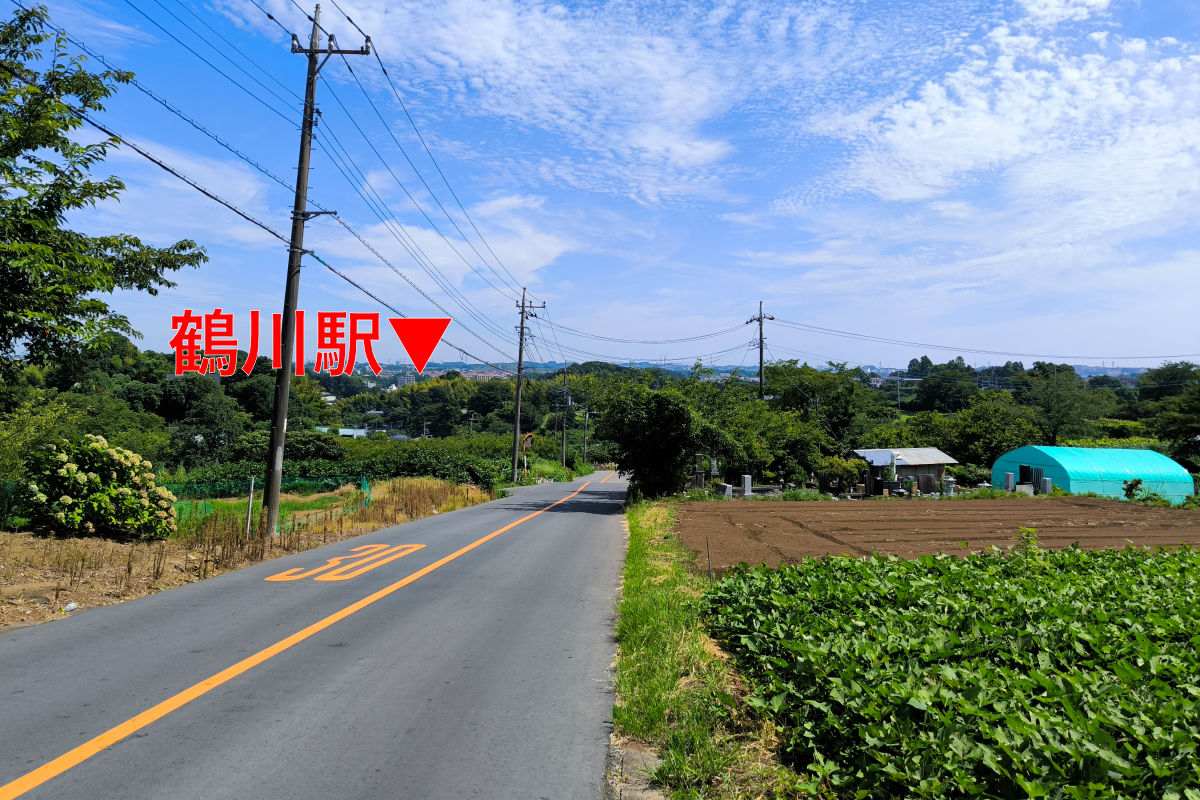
[1015,0,1112,28]
[225,0,987,203]
[78,139,286,248]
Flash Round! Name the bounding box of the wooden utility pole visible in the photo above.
[747,300,774,400]
[263,6,369,539]
[511,288,544,482]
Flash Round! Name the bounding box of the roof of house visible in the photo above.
[853,447,959,467]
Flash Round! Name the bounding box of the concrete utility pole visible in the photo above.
[511,288,545,482]
[582,406,589,464]
[560,367,570,467]
[747,300,774,400]
[263,5,370,539]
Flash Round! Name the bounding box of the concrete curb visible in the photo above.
[605,737,667,800]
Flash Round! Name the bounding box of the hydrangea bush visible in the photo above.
[22,435,177,540]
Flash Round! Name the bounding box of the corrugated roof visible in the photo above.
[853,448,958,467]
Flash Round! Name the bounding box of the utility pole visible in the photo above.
[262,5,369,539]
[511,288,545,482]
[560,367,570,467]
[747,300,774,400]
[582,406,589,464]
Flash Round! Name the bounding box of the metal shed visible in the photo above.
[854,448,958,494]
[991,446,1194,505]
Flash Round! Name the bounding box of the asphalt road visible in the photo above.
[1,473,628,800]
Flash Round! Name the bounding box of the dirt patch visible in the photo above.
[676,497,1200,571]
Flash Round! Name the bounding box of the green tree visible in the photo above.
[1137,362,1200,403]
[0,6,205,375]
[168,393,249,468]
[1023,366,1103,445]
[0,391,76,479]
[1148,383,1200,470]
[914,363,979,412]
[597,384,729,499]
[949,391,1041,466]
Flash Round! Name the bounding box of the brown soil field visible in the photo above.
[676,496,1200,571]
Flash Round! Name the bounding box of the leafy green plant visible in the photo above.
[779,488,825,501]
[1133,491,1172,508]
[1123,478,1144,500]
[21,435,176,539]
[705,546,1200,799]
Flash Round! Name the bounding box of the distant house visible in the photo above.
[853,448,958,495]
[314,426,369,439]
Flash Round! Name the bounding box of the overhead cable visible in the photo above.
[327,0,528,298]
[334,54,521,302]
[771,318,1200,362]
[118,0,296,126]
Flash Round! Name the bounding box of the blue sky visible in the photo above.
[36,0,1200,371]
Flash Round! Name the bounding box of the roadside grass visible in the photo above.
[1,477,490,629]
[614,501,818,799]
[508,455,593,486]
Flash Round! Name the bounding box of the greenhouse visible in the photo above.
[991,446,1195,505]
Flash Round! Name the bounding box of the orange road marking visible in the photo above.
[314,544,424,581]
[0,482,592,800]
[599,471,616,484]
[265,543,392,582]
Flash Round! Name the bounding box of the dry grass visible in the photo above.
[0,477,490,630]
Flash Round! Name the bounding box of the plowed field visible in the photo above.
[675,497,1200,569]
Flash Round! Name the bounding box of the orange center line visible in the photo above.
[0,481,593,800]
[599,471,616,484]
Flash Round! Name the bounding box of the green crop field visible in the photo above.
[704,540,1200,799]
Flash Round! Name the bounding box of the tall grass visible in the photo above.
[614,502,811,799]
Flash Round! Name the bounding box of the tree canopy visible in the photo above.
[0,5,205,376]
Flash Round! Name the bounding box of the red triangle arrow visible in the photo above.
[388,317,452,374]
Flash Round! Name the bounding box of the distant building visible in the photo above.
[314,426,369,439]
[853,448,958,495]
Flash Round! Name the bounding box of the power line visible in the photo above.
[326,0,528,299]
[46,23,296,195]
[770,318,1200,362]
[117,0,297,126]
[312,113,517,356]
[537,319,750,345]
[0,57,513,376]
[334,53,521,302]
[167,0,302,103]
[310,255,514,374]
[243,0,296,38]
[314,79,518,345]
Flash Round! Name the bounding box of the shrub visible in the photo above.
[21,435,176,540]
[945,463,989,486]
